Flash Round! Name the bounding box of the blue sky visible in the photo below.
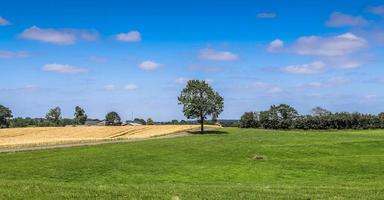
[1,0,384,121]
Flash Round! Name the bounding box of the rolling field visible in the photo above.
[0,125,203,149]
[0,128,383,199]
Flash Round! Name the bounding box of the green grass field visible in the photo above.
[0,128,383,199]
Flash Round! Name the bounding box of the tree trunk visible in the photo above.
[200,115,204,134]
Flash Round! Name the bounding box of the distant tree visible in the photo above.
[178,80,224,133]
[0,105,12,128]
[74,106,87,125]
[134,118,146,125]
[311,107,332,117]
[260,104,298,129]
[239,112,259,128]
[46,107,62,126]
[146,118,154,125]
[171,119,179,124]
[105,111,121,126]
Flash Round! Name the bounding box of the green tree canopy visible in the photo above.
[0,105,12,128]
[46,107,62,126]
[105,111,121,126]
[239,112,259,128]
[146,118,154,125]
[178,80,224,133]
[74,106,87,125]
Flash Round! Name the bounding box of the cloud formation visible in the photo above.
[282,61,325,75]
[367,5,384,15]
[124,84,139,91]
[304,77,349,88]
[0,16,11,26]
[267,39,284,52]
[291,33,367,56]
[104,84,138,91]
[326,12,368,27]
[198,48,239,61]
[0,50,30,59]
[139,60,163,70]
[115,31,141,42]
[250,81,283,94]
[256,12,277,19]
[20,26,98,45]
[42,63,88,74]
[104,84,116,91]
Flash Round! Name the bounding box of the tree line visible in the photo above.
[1,80,225,132]
[240,104,384,130]
[0,104,198,128]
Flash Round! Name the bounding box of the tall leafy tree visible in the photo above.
[0,105,12,128]
[178,80,224,133]
[74,106,87,125]
[46,107,62,126]
[105,111,121,126]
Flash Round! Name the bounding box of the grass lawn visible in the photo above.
[0,128,383,199]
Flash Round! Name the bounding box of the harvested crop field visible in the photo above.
[0,125,204,149]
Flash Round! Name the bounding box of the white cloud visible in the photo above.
[250,81,283,94]
[104,84,116,91]
[323,56,362,69]
[0,16,11,26]
[367,5,384,15]
[290,32,367,56]
[20,26,98,45]
[139,60,163,70]
[198,48,239,61]
[257,12,277,19]
[42,63,87,74]
[305,77,349,88]
[124,84,139,91]
[326,12,368,27]
[267,39,284,52]
[0,50,30,59]
[282,61,325,75]
[115,31,141,42]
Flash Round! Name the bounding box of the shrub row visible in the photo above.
[240,104,384,130]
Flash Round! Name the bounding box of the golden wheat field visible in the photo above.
[0,125,207,149]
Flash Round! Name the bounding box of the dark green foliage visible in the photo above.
[46,107,62,126]
[0,105,12,128]
[239,112,259,128]
[146,118,154,125]
[178,80,224,133]
[134,118,146,125]
[241,105,384,130]
[105,111,121,126]
[259,104,298,129]
[74,106,87,125]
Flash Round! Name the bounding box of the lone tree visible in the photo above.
[74,106,87,125]
[105,111,121,126]
[178,80,224,133]
[46,106,62,126]
[0,105,12,128]
[146,118,154,125]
